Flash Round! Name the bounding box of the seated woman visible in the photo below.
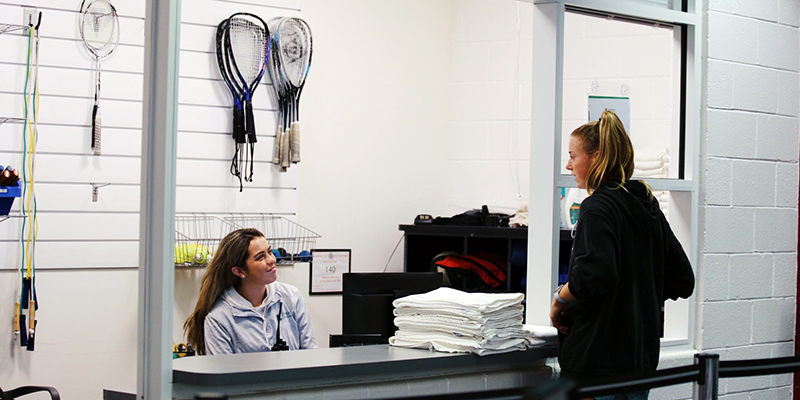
[184,228,318,355]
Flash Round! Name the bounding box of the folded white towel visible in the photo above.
[633,168,667,178]
[634,147,670,163]
[522,325,558,347]
[393,287,524,314]
[634,160,664,171]
[393,330,526,348]
[394,313,523,332]
[394,323,527,341]
[389,332,527,356]
[394,304,524,324]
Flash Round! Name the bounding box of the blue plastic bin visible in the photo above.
[0,181,22,215]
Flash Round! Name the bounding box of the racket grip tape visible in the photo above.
[92,105,102,156]
[280,128,291,168]
[290,123,301,163]
[233,106,246,144]
[272,125,282,165]
[245,102,257,139]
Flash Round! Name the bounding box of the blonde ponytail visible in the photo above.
[571,110,635,194]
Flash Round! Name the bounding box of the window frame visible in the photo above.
[526,0,699,349]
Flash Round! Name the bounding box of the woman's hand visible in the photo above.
[550,296,570,335]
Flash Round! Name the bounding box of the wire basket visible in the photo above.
[225,214,321,264]
[174,214,234,267]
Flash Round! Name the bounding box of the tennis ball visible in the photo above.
[175,244,211,265]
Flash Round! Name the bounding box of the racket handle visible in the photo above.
[280,128,291,168]
[272,124,282,165]
[233,106,246,144]
[290,122,301,163]
[92,106,102,156]
[245,101,257,140]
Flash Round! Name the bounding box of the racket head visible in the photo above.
[225,13,268,101]
[266,18,287,102]
[215,18,241,107]
[78,0,120,59]
[276,17,312,89]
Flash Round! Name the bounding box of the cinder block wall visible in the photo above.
[700,0,799,398]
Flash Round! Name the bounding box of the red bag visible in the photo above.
[433,253,507,290]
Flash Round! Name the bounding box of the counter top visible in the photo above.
[106,344,558,400]
[173,344,558,387]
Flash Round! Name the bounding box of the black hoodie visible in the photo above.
[559,180,695,379]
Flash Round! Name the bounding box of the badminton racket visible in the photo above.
[225,13,268,185]
[78,0,119,156]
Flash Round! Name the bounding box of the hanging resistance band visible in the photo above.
[15,14,41,351]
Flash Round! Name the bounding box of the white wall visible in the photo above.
[296,0,452,343]
[698,0,799,398]
[444,0,532,215]
[0,0,305,398]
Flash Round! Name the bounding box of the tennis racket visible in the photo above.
[224,13,268,186]
[78,0,119,156]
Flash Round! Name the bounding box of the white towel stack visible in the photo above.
[522,324,559,347]
[388,287,529,356]
[633,146,670,218]
[633,146,670,179]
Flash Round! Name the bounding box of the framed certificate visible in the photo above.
[309,249,351,294]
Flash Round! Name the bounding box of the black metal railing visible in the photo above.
[380,353,800,400]
[574,353,800,400]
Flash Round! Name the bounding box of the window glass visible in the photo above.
[557,187,693,342]
[561,11,680,180]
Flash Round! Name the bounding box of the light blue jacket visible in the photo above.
[204,282,318,355]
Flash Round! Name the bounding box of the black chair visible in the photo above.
[0,385,60,400]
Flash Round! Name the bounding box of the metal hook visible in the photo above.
[90,182,111,202]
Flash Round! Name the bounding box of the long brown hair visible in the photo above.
[570,110,636,194]
[183,228,264,355]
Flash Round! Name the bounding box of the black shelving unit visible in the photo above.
[399,224,528,293]
[399,224,576,292]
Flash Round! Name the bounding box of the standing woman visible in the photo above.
[184,228,318,355]
[550,110,694,398]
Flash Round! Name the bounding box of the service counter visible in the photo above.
[104,344,558,400]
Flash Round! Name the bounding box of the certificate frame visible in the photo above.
[309,249,351,295]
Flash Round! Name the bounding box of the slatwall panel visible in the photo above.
[0,0,302,271]
[2,1,303,398]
